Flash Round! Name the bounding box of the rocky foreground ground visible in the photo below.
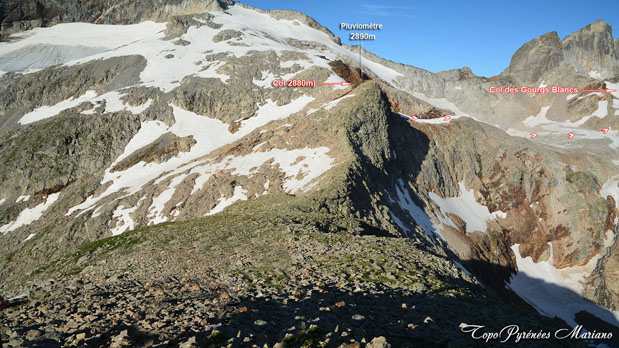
[0,196,589,348]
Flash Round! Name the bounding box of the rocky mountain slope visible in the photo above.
[0,196,591,347]
[0,0,618,346]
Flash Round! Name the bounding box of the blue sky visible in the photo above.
[241,0,619,77]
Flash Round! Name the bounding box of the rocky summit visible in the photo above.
[0,1,618,347]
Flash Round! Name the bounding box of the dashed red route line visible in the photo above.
[397,112,613,141]
[397,112,449,122]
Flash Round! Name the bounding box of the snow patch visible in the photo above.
[588,70,602,79]
[393,179,441,239]
[206,186,248,215]
[111,205,138,236]
[147,175,186,225]
[81,91,153,115]
[324,94,354,111]
[306,107,320,116]
[606,81,619,99]
[508,243,619,327]
[191,147,335,195]
[523,106,552,127]
[592,100,608,118]
[452,260,473,277]
[388,211,410,236]
[322,74,349,90]
[19,91,97,125]
[601,176,619,209]
[24,233,36,242]
[412,92,470,118]
[111,120,168,166]
[428,182,496,233]
[492,211,507,219]
[240,96,314,133]
[0,193,60,234]
[16,195,30,203]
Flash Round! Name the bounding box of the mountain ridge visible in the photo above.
[0,2,618,346]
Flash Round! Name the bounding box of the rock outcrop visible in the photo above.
[502,20,619,83]
[562,20,619,78]
[502,31,564,84]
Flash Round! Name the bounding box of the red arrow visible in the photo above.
[317,81,353,86]
[530,132,538,139]
[443,115,451,122]
[602,127,610,134]
[567,132,575,139]
[580,89,617,93]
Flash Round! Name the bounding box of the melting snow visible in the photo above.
[0,193,60,234]
[508,243,619,327]
[24,233,36,242]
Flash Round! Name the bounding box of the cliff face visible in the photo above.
[502,31,564,84]
[0,1,618,341]
[501,20,619,83]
